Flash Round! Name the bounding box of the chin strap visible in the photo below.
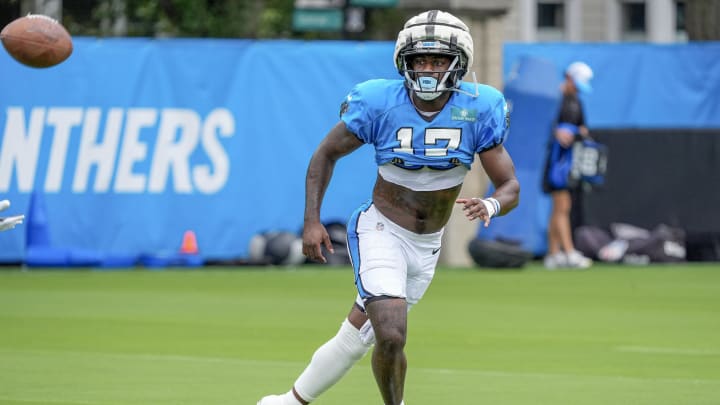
[449,71,480,98]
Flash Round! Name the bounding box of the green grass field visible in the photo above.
[0,263,719,405]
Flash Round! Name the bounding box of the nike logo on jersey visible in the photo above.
[432,247,441,255]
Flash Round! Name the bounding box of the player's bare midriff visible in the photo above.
[372,173,462,234]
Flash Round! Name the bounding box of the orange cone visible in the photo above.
[180,230,199,254]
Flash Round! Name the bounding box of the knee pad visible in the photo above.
[358,319,376,345]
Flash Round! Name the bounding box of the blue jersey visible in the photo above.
[340,79,508,170]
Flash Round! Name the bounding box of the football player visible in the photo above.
[258,10,519,405]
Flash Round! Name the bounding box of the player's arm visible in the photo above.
[480,145,520,215]
[303,121,364,263]
[456,145,520,226]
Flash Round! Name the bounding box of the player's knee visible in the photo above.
[374,326,406,355]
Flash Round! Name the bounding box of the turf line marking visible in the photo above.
[0,348,301,368]
[0,396,99,405]
[4,348,718,386]
[615,345,720,356]
[413,367,719,385]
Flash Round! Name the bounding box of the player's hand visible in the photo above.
[0,200,24,232]
[455,198,492,228]
[302,221,334,264]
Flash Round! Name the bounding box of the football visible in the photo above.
[0,14,73,68]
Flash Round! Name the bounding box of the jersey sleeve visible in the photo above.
[477,97,509,153]
[339,83,374,143]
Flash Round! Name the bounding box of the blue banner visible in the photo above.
[3,39,718,262]
[0,38,396,262]
[504,42,720,129]
[497,42,720,255]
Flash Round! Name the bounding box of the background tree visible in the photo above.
[0,0,402,40]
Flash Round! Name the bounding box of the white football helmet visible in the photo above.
[394,10,474,100]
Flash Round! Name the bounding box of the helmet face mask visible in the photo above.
[399,46,465,101]
[394,10,474,101]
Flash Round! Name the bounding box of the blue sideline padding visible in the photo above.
[24,191,139,268]
[139,253,204,268]
[25,190,51,249]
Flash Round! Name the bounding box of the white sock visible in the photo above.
[276,391,302,405]
[293,319,372,402]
